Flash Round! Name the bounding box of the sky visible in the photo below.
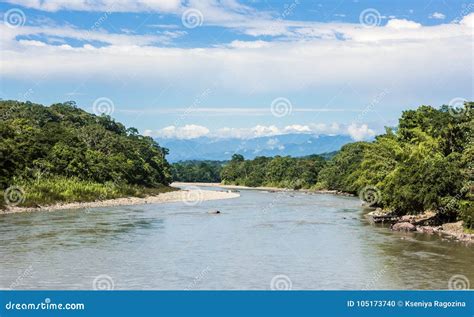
[0,0,472,141]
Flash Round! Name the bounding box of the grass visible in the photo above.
[1,177,177,209]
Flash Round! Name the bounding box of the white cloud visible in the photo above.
[385,19,421,30]
[226,40,271,49]
[266,138,281,149]
[4,0,183,12]
[0,6,472,112]
[283,125,312,133]
[145,123,376,140]
[347,123,376,141]
[5,0,268,30]
[151,124,210,139]
[1,24,184,47]
[1,14,471,91]
[461,13,474,27]
[429,12,446,20]
[216,125,280,139]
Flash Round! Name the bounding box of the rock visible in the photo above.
[440,221,474,243]
[399,211,438,225]
[400,215,414,222]
[368,208,399,224]
[391,222,416,232]
[416,226,435,234]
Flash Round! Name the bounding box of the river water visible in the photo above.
[1,186,472,290]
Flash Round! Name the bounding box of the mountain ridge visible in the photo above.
[156,133,355,162]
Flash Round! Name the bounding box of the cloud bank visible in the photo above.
[1,12,472,97]
[144,123,376,141]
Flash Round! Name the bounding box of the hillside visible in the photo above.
[0,100,173,207]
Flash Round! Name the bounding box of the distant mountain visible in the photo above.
[157,134,354,162]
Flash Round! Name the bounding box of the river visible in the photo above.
[1,186,472,290]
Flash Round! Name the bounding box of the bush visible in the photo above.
[459,200,474,230]
[6,177,175,208]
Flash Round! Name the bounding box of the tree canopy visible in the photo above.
[0,100,172,188]
[220,103,473,228]
[221,154,326,189]
[172,160,223,183]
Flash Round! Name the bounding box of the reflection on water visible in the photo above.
[0,187,472,290]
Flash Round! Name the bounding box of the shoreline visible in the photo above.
[368,210,474,244]
[176,182,473,244]
[3,181,471,244]
[1,187,240,214]
[172,182,355,196]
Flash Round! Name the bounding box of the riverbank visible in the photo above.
[176,182,473,244]
[368,209,474,244]
[172,182,354,196]
[409,221,473,244]
[1,188,240,214]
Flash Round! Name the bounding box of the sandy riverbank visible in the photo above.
[1,188,240,214]
[172,182,354,196]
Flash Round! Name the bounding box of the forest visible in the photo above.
[218,104,473,229]
[220,154,326,189]
[172,160,223,183]
[1,100,472,230]
[0,100,173,207]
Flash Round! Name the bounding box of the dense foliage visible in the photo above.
[172,160,223,182]
[221,154,326,189]
[221,104,473,228]
[0,100,172,206]
[318,103,473,227]
[1,100,472,229]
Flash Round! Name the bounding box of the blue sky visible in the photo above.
[0,0,472,140]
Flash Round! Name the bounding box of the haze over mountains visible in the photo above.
[156,134,354,162]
